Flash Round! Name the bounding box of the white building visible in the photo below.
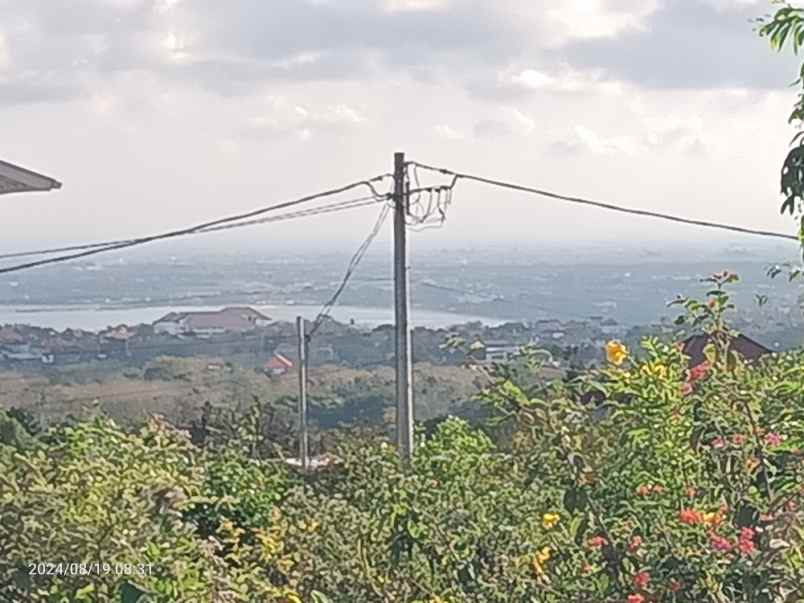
[153,307,272,336]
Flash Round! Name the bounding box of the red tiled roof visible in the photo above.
[154,307,271,332]
[680,333,771,368]
[265,354,293,370]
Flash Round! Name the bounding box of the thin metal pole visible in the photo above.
[296,316,309,471]
[393,152,414,459]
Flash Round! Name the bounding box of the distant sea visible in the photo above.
[0,304,505,332]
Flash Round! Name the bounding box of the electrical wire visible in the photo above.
[0,195,386,263]
[0,175,392,274]
[409,161,800,242]
[308,204,392,338]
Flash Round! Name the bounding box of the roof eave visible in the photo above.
[0,159,62,195]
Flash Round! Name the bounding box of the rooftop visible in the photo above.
[0,159,61,196]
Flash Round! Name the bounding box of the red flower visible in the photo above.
[732,434,747,446]
[587,536,607,549]
[679,508,702,525]
[632,571,650,590]
[628,536,643,553]
[738,527,755,556]
[688,362,710,383]
[669,579,683,593]
[627,595,646,603]
[710,532,733,553]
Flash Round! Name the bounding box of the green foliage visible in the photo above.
[0,417,297,602]
[1,276,804,602]
[189,447,294,538]
[0,409,35,450]
[759,2,804,250]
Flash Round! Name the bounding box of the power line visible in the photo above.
[409,161,800,243]
[0,195,387,262]
[0,176,392,274]
[308,204,392,337]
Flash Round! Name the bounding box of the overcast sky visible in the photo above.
[1,0,802,255]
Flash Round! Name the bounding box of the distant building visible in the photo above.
[484,343,522,362]
[153,307,271,337]
[265,353,294,376]
[600,318,622,336]
[0,327,38,362]
[680,333,772,369]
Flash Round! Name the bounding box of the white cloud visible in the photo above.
[498,66,625,97]
[435,124,465,140]
[570,125,640,155]
[384,0,450,13]
[154,0,183,14]
[545,0,660,43]
[511,69,555,90]
[272,51,326,71]
[503,107,535,135]
[241,98,368,140]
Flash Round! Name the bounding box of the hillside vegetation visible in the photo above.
[1,274,803,602]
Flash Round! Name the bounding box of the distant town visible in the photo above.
[0,301,795,376]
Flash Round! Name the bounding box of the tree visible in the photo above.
[758,3,804,249]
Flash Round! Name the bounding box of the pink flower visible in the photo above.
[765,432,784,447]
[710,436,726,449]
[587,536,607,549]
[627,595,646,603]
[732,434,747,446]
[633,571,650,590]
[710,533,733,553]
[689,361,710,383]
[738,527,755,556]
[628,536,643,554]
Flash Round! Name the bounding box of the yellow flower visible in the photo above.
[605,340,629,366]
[531,546,551,575]
[703,511,723,527]
[542,512,561,530]
[640,362,668,379]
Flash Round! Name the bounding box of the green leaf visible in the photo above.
[75,584,95,601]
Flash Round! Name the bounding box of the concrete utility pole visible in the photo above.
[296,316,309,471]
[393,151,414,459]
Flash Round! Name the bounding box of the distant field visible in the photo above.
[0,357,496,428]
